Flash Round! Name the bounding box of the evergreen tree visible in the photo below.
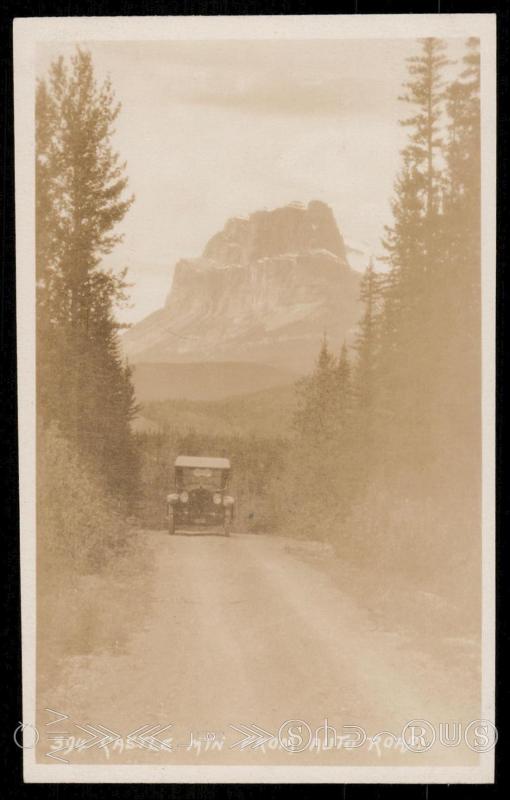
[391,37,450,333]
[445,37,480,220]
[433,38,481,479]
[381,157,424,329]
[399,37,450,218]
[293,336,338,442]
[378,158,426,450]
[377,38,450,467]
[353,260,380,414]
[444,38,481,298]
[284,36,482,566]
[335,342,352,428]
[36,48,138,500]
[288,337,340,537]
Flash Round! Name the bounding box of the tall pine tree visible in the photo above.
[335,342,352,431]
[378,38,450,468]
[400,37,450,218]
[36,48,139,500]
[293,335,339,443]
[433,38,481,482]
[353,260,380,414]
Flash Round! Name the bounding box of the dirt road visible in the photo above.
[39,532,481,766]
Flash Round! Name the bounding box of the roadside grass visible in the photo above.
[279,463,481,694]
[37,426,155,702]
[283,534,480,708]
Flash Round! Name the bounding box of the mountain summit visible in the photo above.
[123,201,362,372]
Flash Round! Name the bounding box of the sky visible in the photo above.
[37,37,467,324]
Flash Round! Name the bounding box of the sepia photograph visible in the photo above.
[14,13,496,783]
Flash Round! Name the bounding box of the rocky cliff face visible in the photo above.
[123,201,362,373]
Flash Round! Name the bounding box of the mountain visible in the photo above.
[122,200,362,374]
[131,361,297,403]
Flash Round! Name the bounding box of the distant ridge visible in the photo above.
[141,382,298,439]
[131,361,298,403]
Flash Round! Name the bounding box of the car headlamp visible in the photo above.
[179,491,189,503]
[213,493,222,505]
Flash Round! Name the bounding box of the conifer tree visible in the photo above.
[400,37,450,218]
[377,38,450,466]
[353,260,380,414]
[444,38,481,297]
[286,36,482,556]
[293,336,338,442]
[36,48,138,500]
[335,342,352,428]
[433,38,481,476]
[445,37,480,219]
[378,157,425,446]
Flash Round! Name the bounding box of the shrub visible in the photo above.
[37,425,153,690]
[38,424,134,574]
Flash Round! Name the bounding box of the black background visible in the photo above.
[1,1,508,797]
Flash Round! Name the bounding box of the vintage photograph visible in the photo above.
[15,14,496,783]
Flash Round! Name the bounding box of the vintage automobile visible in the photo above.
[166,455,235,536]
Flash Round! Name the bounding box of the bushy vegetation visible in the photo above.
[38,426,134,573]
[37,426,152,690]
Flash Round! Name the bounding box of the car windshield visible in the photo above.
[176,467,226,490]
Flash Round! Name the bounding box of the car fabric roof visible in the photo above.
[174,455,230,469]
